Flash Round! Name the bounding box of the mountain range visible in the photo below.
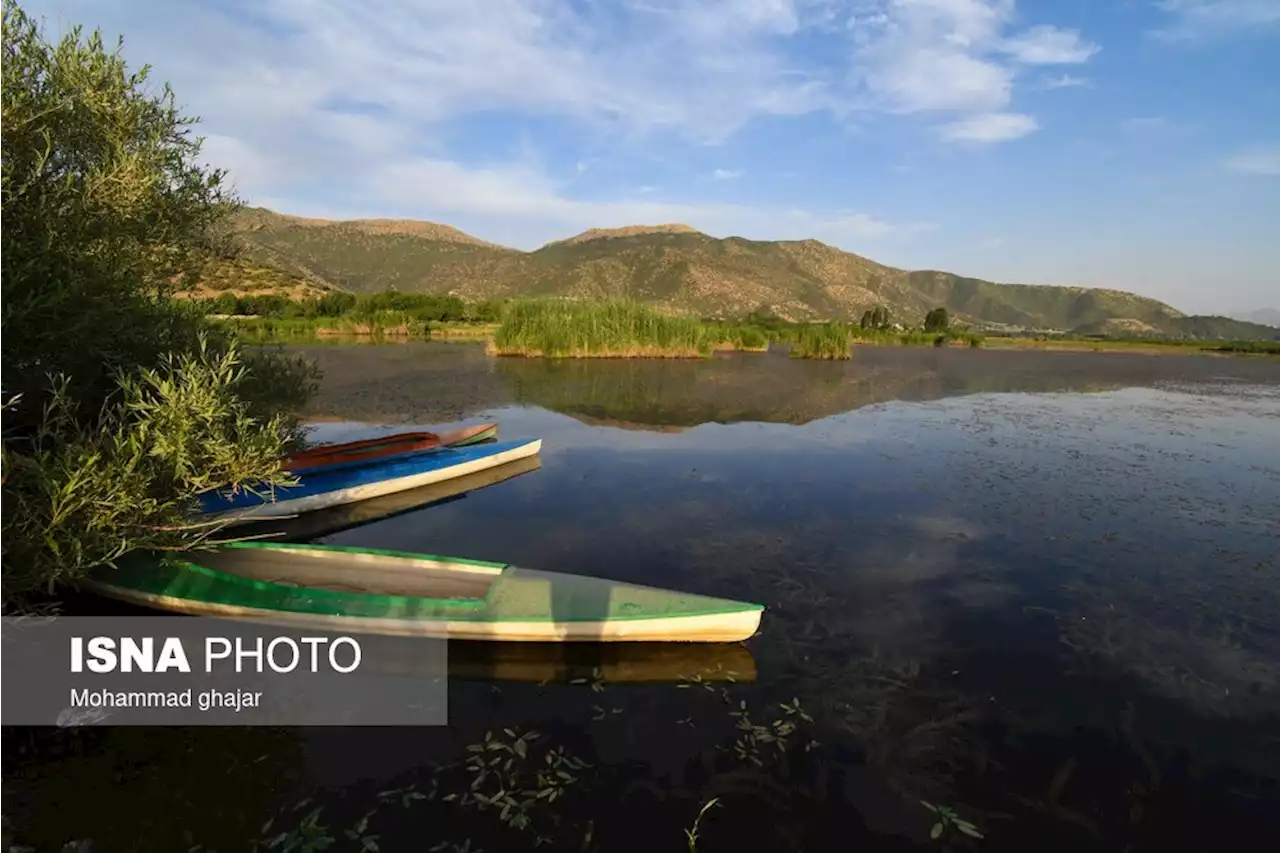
[208,207,1280,340]
[1234,308,1280,327]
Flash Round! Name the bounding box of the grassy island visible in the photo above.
[488,299,750,359]
[789,324,855,360]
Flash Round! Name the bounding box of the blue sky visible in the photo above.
[25,0,1280,314]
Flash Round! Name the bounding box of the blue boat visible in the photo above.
[199,438,543,527]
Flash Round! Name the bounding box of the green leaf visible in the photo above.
[930,822,943,840]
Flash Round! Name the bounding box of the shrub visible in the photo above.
[1,1,318,611]
[924,307,951,332]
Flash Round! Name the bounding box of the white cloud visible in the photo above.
[808,211,926,240]
[1150,0,1280,42]
[362,154,927,248]
[712,168,744,180]
[937,112,1039,142]
[30,0,1099,154]
[23,0,1099,239]
[1119,116,1195,139]
[1044,73,1090,89]
[851,0,1016,115]
[1122,116,1170,134]
[1223,146,1280,176]
[29,0,838,148]
[863,46,1014,113]
[847,1,1099,143]
[999,25,1099,64]
[981,236,1005,248]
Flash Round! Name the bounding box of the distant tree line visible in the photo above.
[196,291,507,323]
[712,304,959,336]
[856,305,951,331]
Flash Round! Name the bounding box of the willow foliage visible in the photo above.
[1,1,319,610]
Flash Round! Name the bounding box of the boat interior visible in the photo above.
[192,547,502,601]
[307,435,438,459]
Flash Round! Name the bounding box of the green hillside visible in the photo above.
[1071,315,1280,341]
[1167,315,1280,341]
[215,208,1278,339]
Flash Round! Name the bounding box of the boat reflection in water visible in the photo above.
[352,634,758,684]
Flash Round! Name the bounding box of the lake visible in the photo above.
[6,343,1279,852]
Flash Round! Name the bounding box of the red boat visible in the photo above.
[283,423,498,474]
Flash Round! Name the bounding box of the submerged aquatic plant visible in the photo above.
[684,798,721,853]
[451,728,591,842]
[921,800,984,842]
[727,698,818,767]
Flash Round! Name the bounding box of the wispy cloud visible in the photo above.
[1120,115,1198,141]
[363,155,931,248]
[999,25,1100,64]
[1044,73,1091,89]
[22,0,1097,241]
[1149,0,1280,42]
[1222,145,1280,176]
[1122,116,1171,133]
[31,0,1102,157]
[848,1,1098,144]
[938,112,1040,143]
[712,168,743,180]
[981,236,1006,248]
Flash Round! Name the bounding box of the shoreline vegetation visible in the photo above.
[196,292,1279,359]
[2,1,320,613]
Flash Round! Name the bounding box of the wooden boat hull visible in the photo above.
[199,439,540,527]
[236,454,542,542]
[81,541,764,644]
[439,423,498,447]
[285,423,498,475]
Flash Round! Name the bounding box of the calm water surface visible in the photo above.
[8,345,1280,852]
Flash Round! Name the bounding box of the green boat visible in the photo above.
[81,542,765,643]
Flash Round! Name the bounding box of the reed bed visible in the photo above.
[790,323,854,360]
[488,299,717,358]
[226,314,428,343]
[709,324,770,352]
